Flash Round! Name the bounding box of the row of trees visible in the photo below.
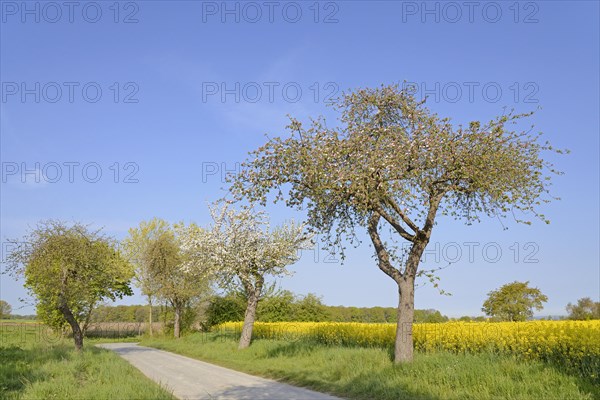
[6,205,309,350]
[89,305,164,324]
[83,291,451,326]
[6,84,565,363]
[205,294,452,324]
[81,280,600,327]
[120,207,311,347]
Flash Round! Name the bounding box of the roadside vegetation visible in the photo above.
[0,322,174,399]
[140,331,599,400]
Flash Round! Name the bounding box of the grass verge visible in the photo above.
[0,323,174,399]
[141,332,600,400]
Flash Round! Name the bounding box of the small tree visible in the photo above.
[124,219,212,338]
[6,221,133,350]
[414,309,448,323]
[482,281,548,321]
[204,293,246,328]
[122,219,166,336]
[230,84,563,362]
[0,300,12,319]
[257,288,296,322]
[180,204,311,348]
[294,293,329,322]
[566,297,600,320]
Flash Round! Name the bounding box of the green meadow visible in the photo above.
[0,322,174,400]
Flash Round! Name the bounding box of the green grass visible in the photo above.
[0,323,174,400]
[141,332,600,400]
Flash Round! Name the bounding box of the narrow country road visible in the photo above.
[97,343,342,400]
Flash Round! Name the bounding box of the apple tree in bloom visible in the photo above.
[229,84,565,362]
[179,204,311,349]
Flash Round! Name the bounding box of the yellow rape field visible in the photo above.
[216,320,600,381]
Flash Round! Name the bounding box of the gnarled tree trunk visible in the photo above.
[368,207,436,364]
[238,275,264,349]
[58,301,83,351]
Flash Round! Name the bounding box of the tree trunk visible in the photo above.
[148,298,153,336]
[58,303,84,351]
[394,277,415,363]
[238,292,259,349]
[174,303,181,338]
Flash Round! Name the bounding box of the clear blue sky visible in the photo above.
[1,1,598,317]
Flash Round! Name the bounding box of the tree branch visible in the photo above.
[376,204,416,242]
[423,193,443,234]
[384,197,419,233]
[367,213,403,284]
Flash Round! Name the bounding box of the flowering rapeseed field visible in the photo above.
[216,320,600,381]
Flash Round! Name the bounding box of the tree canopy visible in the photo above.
[6,221,133,350]
[482,281,548,321]
[566,297,600,320]
[230,84,563,362]
[179,204,311,348]
[124,218,212,337]
[0,300,12,319]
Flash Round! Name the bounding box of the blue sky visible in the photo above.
[1,1,598,317]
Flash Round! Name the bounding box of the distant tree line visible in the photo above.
[1,314,38,320]
[80,292,600,327]
[84,288,452,327]
[89,305,164,324]
[566,297,600,320]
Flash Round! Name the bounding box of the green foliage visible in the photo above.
[414,309,449,323]
[482,281,548,321]
[124,219,213,337]
[203,289,330,327]
[202,289,445,326]
[204,294,246,328]
[125,219,201,307]
[0,300,12,319]
[566,297,600,320]
[454,315,489,322]
[257,290,296,322]
[294,293,330,322]
[328,306,388,322]
[5,221,134,338]
[90,305,164,323]
[327,306,448,323]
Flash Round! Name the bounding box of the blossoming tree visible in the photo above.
[179,204,311,348]
[229,84,564,362]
